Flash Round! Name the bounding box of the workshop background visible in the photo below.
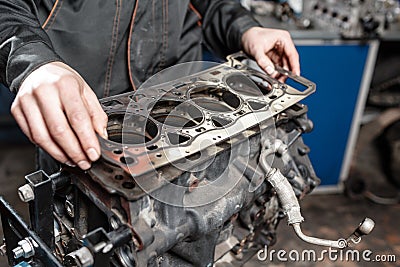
[1,0,400,266]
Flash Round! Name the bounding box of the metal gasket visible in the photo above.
[90,52,315,198]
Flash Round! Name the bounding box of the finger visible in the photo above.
[282,37,300,75]
[61,85,101,163]
[18,94,71,165]
[278,57,290,83]
[253,48,275,75]
[282,56,290,71]
[278,74,287,83]
[34,85,91,170]
[270,70,280,79]
[11,102,32,141]
[82,85,108,139]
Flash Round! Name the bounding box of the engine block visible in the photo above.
[1,53,323,267]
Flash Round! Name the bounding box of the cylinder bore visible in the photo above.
[211,116,233,127]
[189,85,241,112]
[226,73,272,96]
[149,100,204,128]
[248,100,267,111]
[107,113,158,145]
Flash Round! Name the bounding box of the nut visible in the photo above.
[18,184,34,202]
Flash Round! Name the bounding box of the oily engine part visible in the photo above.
[0,53,374,267]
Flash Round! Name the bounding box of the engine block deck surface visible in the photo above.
[93,53,315,201]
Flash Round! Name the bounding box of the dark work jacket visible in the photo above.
[0,0,260,98]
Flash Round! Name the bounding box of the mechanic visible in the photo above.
[0,0,300,171]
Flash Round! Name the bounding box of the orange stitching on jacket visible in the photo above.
[42,0,59,29]
[44,0,64,31]
[189,2,202,26]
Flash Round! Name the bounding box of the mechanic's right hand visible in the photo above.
[11,61,108,170]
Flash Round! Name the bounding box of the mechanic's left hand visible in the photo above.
[241,27,300,77]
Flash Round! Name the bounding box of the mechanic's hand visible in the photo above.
[241,27,300,77]
[11,61,108,170]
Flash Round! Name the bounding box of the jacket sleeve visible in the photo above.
[190,0,261,58]
[0,1,64,93]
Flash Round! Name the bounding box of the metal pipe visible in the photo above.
[292,223,347,248]
[260,146,375,249]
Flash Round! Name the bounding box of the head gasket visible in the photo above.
[89,52,315,199]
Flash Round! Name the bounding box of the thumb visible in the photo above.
[253,50,275,75]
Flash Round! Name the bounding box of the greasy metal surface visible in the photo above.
[0,53,321,267]
[1,132,400,267]
[91,52,316,199]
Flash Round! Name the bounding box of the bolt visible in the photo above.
[54,221,61,243]
[274,140,287,156]
[298,146,310,155]
[102,243,113,254]
[176,233,184,241]
[110,217,119,230]
[64,247,94,267]
[12,238,36,259]
[12,246,23,259]
[18,184,34,202]
[0,244,6,256]
[358,217,375,235]
[65,200,74,218]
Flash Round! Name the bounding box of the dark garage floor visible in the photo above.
[0,125,399,267]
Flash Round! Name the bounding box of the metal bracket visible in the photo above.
[0,197,62,267]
